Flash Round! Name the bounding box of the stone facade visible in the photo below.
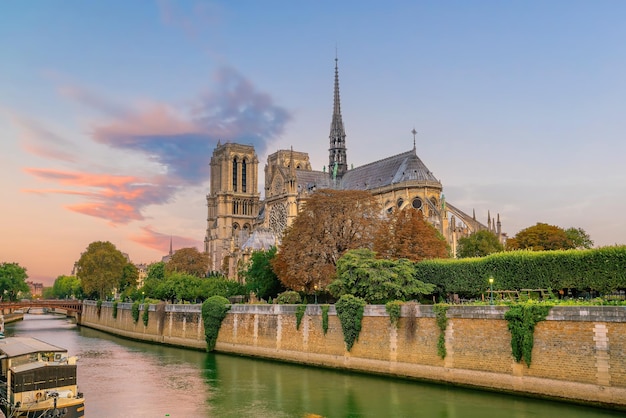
[204,58,506,279]
[80,302,626,410]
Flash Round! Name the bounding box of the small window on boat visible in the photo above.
[55,353,62,361]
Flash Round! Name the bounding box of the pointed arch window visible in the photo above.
[242,158,247,193]
[232,157,238,192]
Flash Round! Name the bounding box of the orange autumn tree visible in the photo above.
[374,208,449,262]
[272,189,382,294]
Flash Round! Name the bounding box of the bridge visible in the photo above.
[0,300,83,314]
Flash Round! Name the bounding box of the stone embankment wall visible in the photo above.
[80,302,626,410]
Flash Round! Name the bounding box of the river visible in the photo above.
[4,313,623,418]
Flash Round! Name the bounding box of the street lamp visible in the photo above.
[488,277,494,305]
[314,285,318,304]
[142,291,145,304]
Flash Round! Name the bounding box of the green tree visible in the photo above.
[119,263,139,299]
[272,189,382,294]
[329,249,435,304]
[50,275,83,299]
[457,230,504,258]
[507,223,573,251]
[76,241,127,299]
[154,272,200,303]
[141,261,166,299]
[242,247,285,300]
[565,227,594,249]
[0,262,30,301]
[165,247,209,277]
[374,208,449,261]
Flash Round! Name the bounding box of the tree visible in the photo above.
[507,223,573,251]
[457,230,504,258]
[165,247,209,277]
[329,249,435,304]
[374,208,449,262]
[76,241,127,299]
[242,247,285,300]
[565,227,594,249]
[119,263,139,295]
[0,262,30,301]
[141,261,166,299]
[50,275,83,299]
[272,189,382,294]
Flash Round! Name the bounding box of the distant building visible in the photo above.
[27,281,43,297]
[205,57,507,280]
[161,237,176,263]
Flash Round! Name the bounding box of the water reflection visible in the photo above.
[6,314,623,418]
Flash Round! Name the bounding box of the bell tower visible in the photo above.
[205,142,260,275]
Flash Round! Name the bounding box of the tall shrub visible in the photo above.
[335,295,366,352]
[201,296,231,352]
[131,301,140,323]
[433,304,449,359]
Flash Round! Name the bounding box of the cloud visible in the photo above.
[157,0,221,39]
[7,112,77,162]
[130,225,203,253]
[21,67,291,225]
[23,168,174,224]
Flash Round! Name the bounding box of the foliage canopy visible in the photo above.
[76,241,127,300]
[456,230,504,258]
[507,223,575,251]
[330,249,435,304]
[374,209,449,261]
[165,247,209,277]
[272,189,382,293]
[0,262,30,301]
[242,247,284,300]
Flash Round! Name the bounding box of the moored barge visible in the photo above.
[0,337,84,417]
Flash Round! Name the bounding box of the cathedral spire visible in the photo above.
[169,236,173,256]
[329,55,347,179]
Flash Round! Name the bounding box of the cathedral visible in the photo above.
[204,58,506,280]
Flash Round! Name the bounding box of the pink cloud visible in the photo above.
[23,168,174,224]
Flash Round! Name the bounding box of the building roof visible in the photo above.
[341,149,440,190]
[0,337,66,358]
[241,228,277,251]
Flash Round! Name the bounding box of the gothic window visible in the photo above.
[412,197,423,210]
[232,157,238,192]
[269,203,288,236]
[242,158,247,193]
[397,198,404,209]
[272,176,284,195]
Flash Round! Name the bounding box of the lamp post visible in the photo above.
[142,291,145,304]
[488,277,494,305]
[314,285,318,304]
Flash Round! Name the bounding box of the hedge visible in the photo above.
[416,246,626,297]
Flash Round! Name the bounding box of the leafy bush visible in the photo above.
[321,305,330,335]
[201,296,231,352]
[416,246,626,298]
[131,301,140,323]
[335,295,366,351]
[276,291,302,304]
[433,304,449,359]
[295,304,307,330]
[385,300,403,328]
[504,302,552,366]
[142,304,150,326]
[112,301,118,319]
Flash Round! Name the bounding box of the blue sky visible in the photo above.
[1,1,625,284]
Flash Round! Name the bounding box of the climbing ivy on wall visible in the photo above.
[321,305,330,335]
[202,296,231,352]
[131,301,140,323]
[385,300,403,329]
[112,301,118,319]
[295,304,307,330]
[142,304,150,326]
[335,295,366,352]
[433,304,449,359]
[504,302,552,367]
